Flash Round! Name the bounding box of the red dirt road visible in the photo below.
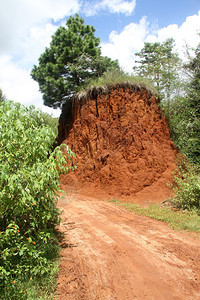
[55,194,200,300]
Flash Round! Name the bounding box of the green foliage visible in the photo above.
[184,42,200,124]
[83,69,156,93]
[111,200,200,232]
[31,14,119,109]
[133,38,182,123]
[172,159,200,213]
[168,96,200,164]
[169,41,200,164]
[185,43,200,111]
[0,100,74,298]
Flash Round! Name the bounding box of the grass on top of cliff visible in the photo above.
[79,69,156,96]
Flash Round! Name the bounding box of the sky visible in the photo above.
[0,0,200,117]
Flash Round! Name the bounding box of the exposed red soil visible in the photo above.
[58,86,178,202]
[55,193,200,300]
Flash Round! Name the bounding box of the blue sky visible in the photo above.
[0,0,199,116]
[83,0,200,42]
[133,0,199,27]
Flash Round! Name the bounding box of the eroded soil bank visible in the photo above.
[59,86,177,202]
[55,193,200,300]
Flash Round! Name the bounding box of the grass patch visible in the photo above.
[84,69,156,92]
[110,200,200,232]
[76,69,157,100]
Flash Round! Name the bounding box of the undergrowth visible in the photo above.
[0,101,73,299]
[171,157,200,213]
[0,238,60,299]
[110,200,200,232]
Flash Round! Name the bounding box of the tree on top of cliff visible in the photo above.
[133,39,181,101]
[169,40,200,164]
[184,42,200,117]
[31,14,119,109]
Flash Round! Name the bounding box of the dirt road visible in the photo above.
[55,193,200,300]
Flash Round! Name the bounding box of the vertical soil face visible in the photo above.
[59,86,178,202]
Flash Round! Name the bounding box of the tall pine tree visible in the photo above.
[31,14,119,108]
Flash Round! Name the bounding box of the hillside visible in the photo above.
[58,83,178,203]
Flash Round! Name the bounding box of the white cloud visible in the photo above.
[0,55,34,104]
[18,23,59,68]
[0,0,80,55]
[101,10,200,72]
[0,0,79,116]
[146,11,200,59]
[84,0,136,16]
[101,16,149,72]
[0,55,60,116]
[96,0,136,15]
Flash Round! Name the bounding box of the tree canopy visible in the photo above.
[31,14,119,108]
[133,39,181,101]
[185,43,200,117]
[170,42,200,164]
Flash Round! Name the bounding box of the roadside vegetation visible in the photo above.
[0,100,74,299]
[172,158,200,213]
[111,200,200,233]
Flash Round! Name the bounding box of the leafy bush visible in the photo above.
[172,157,200,213]
[0,101,74,298]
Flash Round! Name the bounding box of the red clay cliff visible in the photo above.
[58,84,178,203]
